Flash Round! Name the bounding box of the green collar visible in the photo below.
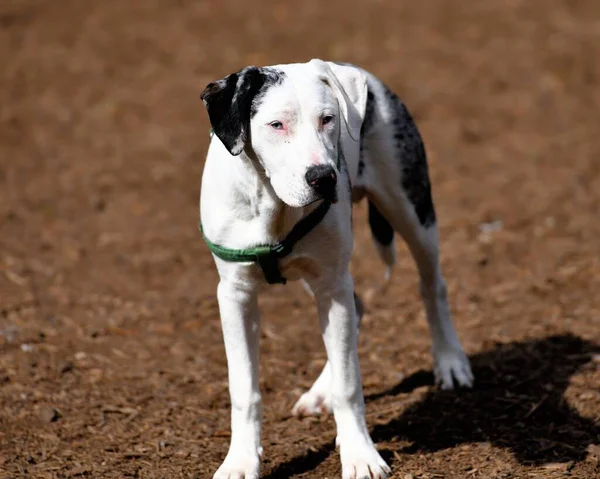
[201,134,342,285]
[201,199,332,285]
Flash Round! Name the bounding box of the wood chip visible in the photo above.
[38,406,62,423]
[122,451,145,459]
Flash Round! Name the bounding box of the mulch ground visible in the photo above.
[1,0,599,478]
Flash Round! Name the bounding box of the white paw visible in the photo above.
[340,440,391,479]
[292,390,332,417]
[213,448,261,479]
[433,345,474,390]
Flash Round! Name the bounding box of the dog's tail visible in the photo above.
[368,200,396,282]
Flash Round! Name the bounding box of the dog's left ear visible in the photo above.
[309,59,368,141]
[200,66,265,156]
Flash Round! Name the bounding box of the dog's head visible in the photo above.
[200,59,368,207]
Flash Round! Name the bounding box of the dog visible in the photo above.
[199,59,473,479]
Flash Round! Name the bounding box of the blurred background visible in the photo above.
[0,1,599,478]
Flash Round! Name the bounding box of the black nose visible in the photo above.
[305,164,338,202]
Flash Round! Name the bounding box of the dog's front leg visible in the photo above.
[213,281,262,479]
[314,272,390,479]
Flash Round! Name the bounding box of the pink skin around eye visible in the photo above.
[270,121,287,133]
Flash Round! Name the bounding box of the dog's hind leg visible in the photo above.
[374,192,473,389]
[364,102,473,389]
[292,292,364,417]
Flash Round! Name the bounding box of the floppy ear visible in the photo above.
[200,66,265,156]
[309,59,368,141]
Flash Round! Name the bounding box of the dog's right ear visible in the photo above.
[200,67,264,156]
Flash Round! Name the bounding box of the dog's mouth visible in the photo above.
[320,190,338,204]
[270,175,338,208]
[304,188,338,206]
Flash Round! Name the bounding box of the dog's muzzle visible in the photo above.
[305,164,338,203]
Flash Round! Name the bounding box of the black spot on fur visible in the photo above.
[384,86,436,227]
[361,88,376,136]
[201,67,285,156]
[358,88,376,177]
[250,69,285,117]
[368,200,394,246]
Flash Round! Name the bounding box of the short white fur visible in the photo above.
[200,59,473,479]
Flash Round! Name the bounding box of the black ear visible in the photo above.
[200,67,266,156]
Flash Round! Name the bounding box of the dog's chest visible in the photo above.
[279,256,321,281]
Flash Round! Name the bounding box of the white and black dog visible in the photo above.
[199,59,473,479]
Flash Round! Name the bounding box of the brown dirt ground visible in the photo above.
[1,0,599,478]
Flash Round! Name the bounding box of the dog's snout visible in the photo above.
[305,165,338,202]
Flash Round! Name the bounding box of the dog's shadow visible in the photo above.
[370,334,599,464]
[264,334,599,478]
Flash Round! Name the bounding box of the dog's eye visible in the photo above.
[322,115,334,126]
[269,121,284,130]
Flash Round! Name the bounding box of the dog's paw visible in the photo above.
[433,345,474,390]
[292,390,332,417]
[213,448,261,479]
[340,440,390,479]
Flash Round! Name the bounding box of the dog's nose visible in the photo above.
[305,164,338,202]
